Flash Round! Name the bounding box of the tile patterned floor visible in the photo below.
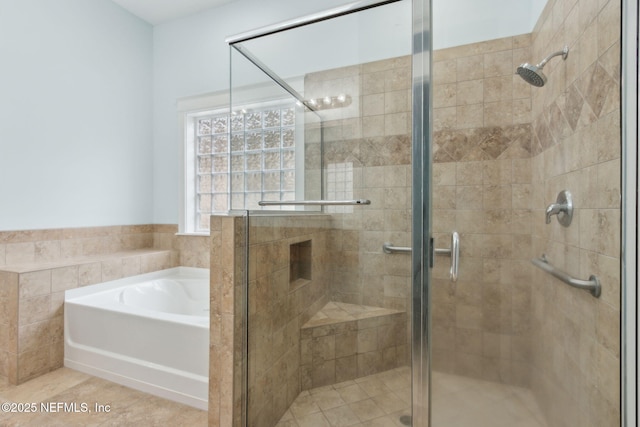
[276,367,548,427]
[0,366,548,427]
[431,371,548,427]
[0,368,207,427]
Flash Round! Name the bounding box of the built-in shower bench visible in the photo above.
[0,248,174,385]
[300,301,407,390]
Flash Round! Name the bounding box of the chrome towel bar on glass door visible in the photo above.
[531,254,601,297]
[382,243,411,253]
[381,245,456,255]
[383,231,460,282]
[258,199,371,206]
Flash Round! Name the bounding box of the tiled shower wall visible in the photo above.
[529,0,621,425]
[304,57,413,366]
[245,215,333,427]
[208,215,246,427]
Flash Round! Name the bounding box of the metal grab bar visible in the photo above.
[258,199,371,206]
[383,231,460,282]
[531,254,601,297]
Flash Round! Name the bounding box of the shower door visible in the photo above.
[428,0,623,426]
[228,0,432,426]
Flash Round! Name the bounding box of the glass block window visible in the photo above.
[193,102,297,231]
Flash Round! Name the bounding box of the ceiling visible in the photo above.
[111,0,238,25]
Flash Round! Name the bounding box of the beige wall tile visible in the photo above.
[485,76,513,103]
[456,80,484,105]
[434,106,457,131]
[122,256,142,277]
[51,266,79,292]
[0,272,18,334]
[363,93,384,116]
[60,239,83,259]
[456,55,484,81]
[78,262,102,287]
[484,100,513,126]
[18,271,51,300]
[6,242,35,265]
[18,320,51,354]
[434,59,457,84]
[18,295,51,326]
[34,241,61,263]
[456,104,484,128]
[434,84,457,108]
[384,112,409,136]
[50,291,65,318]
[101,258,124,282]
[484,50,514,77]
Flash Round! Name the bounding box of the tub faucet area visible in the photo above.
[545,203,564,223]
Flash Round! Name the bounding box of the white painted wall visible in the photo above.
[152,0,542,224]
[152,0,359,224]
[0,0,545,230]
[433,0,538,49]
[0,0,153,231]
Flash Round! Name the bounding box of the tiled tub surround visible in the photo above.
[0,224,211,270]
[0,225,158,267]
[0,249,174,386]
[0,224,211,386]
[64,267,210,410]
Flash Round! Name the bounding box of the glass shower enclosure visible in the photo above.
[225,0,624,425]
[228,1,425,426]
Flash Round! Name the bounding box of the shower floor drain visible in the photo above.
[399,414,412,426]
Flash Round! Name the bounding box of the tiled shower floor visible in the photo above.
[276,367,548,427]
[1,367,547,427]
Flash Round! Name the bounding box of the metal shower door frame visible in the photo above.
[411,0,432,425]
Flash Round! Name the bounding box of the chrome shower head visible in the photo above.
[516,63,546,87]
[517,46,569,87]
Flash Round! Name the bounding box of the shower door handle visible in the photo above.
[383,231,459,281]
[450,231,459,281]
[434,231,459,282]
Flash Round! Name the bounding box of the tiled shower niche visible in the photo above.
[290,240,312,288]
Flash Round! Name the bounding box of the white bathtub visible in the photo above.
[64,267,210,410]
